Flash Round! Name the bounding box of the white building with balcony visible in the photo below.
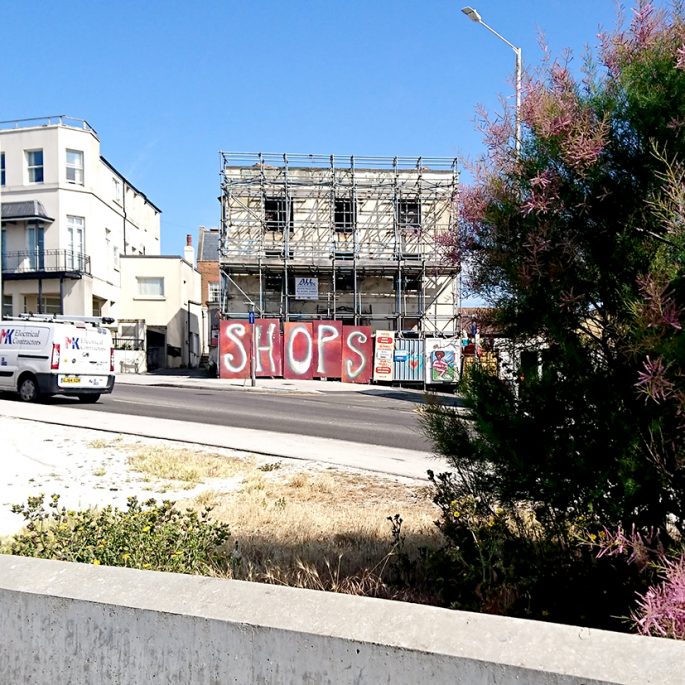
[0,116,161,318]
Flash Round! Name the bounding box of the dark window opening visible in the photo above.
[265,273,283,291]
[334,198,355,232]
[398,199,421,229]
[403,276,421,292]
[264,197,293,232]
[335,272,355,292]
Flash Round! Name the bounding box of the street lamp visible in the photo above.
[461,6,522,154]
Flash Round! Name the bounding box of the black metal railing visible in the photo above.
[1,249,91,275]
[112,336,145,351]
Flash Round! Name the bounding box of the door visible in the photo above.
[67,216,85,271]
[27,223,45,270]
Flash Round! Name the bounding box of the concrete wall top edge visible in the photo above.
[1,554,683,685]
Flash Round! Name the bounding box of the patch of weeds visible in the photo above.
[7,494,231,575]
[92,467,106,477]
[88,439,110,449]
[258,461,282,472]
[129,447,251,485]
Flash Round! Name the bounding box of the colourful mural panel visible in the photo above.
[341,326,372,384]
[425,338,460,384]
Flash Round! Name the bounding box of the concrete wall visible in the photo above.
[1,555,682,685]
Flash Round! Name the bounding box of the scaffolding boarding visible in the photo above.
[219,152,460,338]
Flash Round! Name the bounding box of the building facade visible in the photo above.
[219,153,460,336]
[118,250,202,370]
[0,116,161,318]
[196,226,221,362]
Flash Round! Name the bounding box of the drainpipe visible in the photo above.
[122,181,127,255]
[186,299,202,368]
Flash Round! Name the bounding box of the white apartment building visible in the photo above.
[0,116,161,318]
[220,153,460,336]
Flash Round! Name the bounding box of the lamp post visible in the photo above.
[461,6,522,155]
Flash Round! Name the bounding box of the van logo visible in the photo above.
[0,329,14,345]
[66,337,80,350]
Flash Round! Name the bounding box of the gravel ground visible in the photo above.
[0,416,261,538]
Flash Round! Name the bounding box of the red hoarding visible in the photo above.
[313,320,342,378]
[283,322,314,379]
[342,326,373,383]
[254,319,282,377]
[219,320,252,379]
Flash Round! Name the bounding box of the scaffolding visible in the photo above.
[219,152,460,336]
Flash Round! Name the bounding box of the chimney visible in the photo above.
[184,234,195,267]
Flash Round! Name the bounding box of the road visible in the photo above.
[53,384,431,452]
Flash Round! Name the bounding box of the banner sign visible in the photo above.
[373,330,395,381]
[295,277,318,301]
[425,338,460,384]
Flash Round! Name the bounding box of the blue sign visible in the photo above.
[248,311,255,325]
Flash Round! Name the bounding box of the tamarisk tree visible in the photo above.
[427,2,685,539]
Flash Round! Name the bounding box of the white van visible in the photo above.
[0,315,116,402]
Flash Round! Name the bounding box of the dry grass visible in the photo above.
[128,446,254,485]
[184,467,441,599]
[124,444,442,600]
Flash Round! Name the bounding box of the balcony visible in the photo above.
[1,249,91,280]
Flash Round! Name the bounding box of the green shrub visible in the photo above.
[423,469,648,630]
[6,494,231,575]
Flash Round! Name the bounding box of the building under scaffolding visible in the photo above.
[219,152,460,336]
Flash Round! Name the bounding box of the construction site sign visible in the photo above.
[373,330,395,381]
[295,277,318,301]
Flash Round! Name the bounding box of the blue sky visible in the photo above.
[4,1,643,253]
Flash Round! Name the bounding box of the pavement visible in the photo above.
[114,368,447,399]
[0,372,451,536]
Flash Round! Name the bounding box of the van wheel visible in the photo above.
[78,394,101,403]
[18,376,39,402]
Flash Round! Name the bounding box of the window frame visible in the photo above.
[208,281,221,304]
[334,198,356,232]
[26,149,44,184]
[66,149,84,185]
[264,196,294,233]
[1,152,5,186]
[113,178,122,204]
[398,199,421,230]
[136,276,165,298]
[66,215,85,271]
[335,272,355,292]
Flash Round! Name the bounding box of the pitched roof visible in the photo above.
[198,227,220,261]
[1,201,54,223]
